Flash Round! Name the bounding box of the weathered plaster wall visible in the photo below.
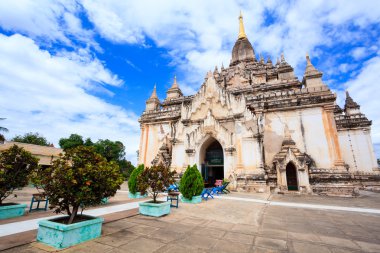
[139,123,171,166]
[171,143,185,171]
[338,129,378,172]
[264,107,334,168]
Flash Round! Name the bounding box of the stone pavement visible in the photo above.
[3,191,380,253]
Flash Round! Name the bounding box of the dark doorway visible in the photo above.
[201,140,224,187]
[286,162,298,191]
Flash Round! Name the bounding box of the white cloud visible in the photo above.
[344,56,380,148]
[0,34,140,163]
[0,0,379,160]
[79,0,380,91]
[0,0,98,50]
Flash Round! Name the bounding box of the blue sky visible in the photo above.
[0,0,379,163]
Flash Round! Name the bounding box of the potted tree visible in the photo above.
[179,164,204,204]
[34,146,124,249]
[0,145,38,219]
[137,164,175,217]
[128,164,147,198]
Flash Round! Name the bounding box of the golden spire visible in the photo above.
[238,11,247,39]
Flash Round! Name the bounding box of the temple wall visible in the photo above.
[241,138,258,171]
[264,107,334,168]
[171,143,185,171]
[139,123,170,166]
[338,129,378,172]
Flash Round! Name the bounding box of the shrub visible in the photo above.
[128,164,144,194]
[137,164,175,203]
[179,164,203,200]
[34,146,124,224]
[0,145,39,205]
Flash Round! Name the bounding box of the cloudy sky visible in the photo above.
[0,0,379,163]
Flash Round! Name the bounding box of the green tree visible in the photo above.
[0,118,9,142]
[93,139,125,162]
[119,159,135,180]
[0,145,39,204]
[179,164,204,200]
[59,134,84,150]
[138,164,175,203]
[84,138,94,146]
[34,146,124,224]
[12,132,51,146]
[128,164,143,194]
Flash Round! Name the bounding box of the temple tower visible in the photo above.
[145,85,160,111]
[230,12,256,66]
[166,76,183,100]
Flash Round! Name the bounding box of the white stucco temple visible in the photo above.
[138,13,379,196]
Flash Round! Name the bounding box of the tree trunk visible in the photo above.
[153,192,157,203]
[68,205,79,224]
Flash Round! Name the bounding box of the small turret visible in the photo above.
[277,53,294,80]
[259,54,264,64]
[266,56,272,67]
[146,84,160,111]
[166,76,183,100]
[213,66,219,75]
[302,53,324,89]
[344,91,361,115]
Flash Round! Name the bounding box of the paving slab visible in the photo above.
[212,238,252,253]
[174,234,219,250]
[223,231,255,244]
[147,227,186,243]
[95,230,138,247]
[354,240,380,253]
[230,223,259,235]
[254,237,288,251]
[289,241,331,253]
[127,224,160,236]
[3,192,380,253]
[191,227,226,239]
[61,241,114,253]
[117,237,165,253]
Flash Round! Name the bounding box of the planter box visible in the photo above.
[139,201,170,217]
[181,195,202,204]
[37,215,104,249]
[128,192,147,199]
[101,197,109,204]
[0,203,27,220]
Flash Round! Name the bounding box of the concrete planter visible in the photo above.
[128,192,147,199]
[181,195,202,204]
[0,203,27,220]
[101,197,109,204]
[139,201,170,217]
[37,215,104,249]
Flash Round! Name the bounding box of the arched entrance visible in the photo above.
[286,162,298,191]
[200,139,224,187]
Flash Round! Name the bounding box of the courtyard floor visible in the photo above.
[2,190,380,253]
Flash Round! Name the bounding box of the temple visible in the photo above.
[138,13,379,196]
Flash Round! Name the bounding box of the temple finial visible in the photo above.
[306,52,311,65]
[150,84,158,99]
[169,75,178,89]
[238,11,247,39]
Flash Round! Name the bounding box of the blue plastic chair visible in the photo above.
[167,183,179,192]
[201,188,214,200]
